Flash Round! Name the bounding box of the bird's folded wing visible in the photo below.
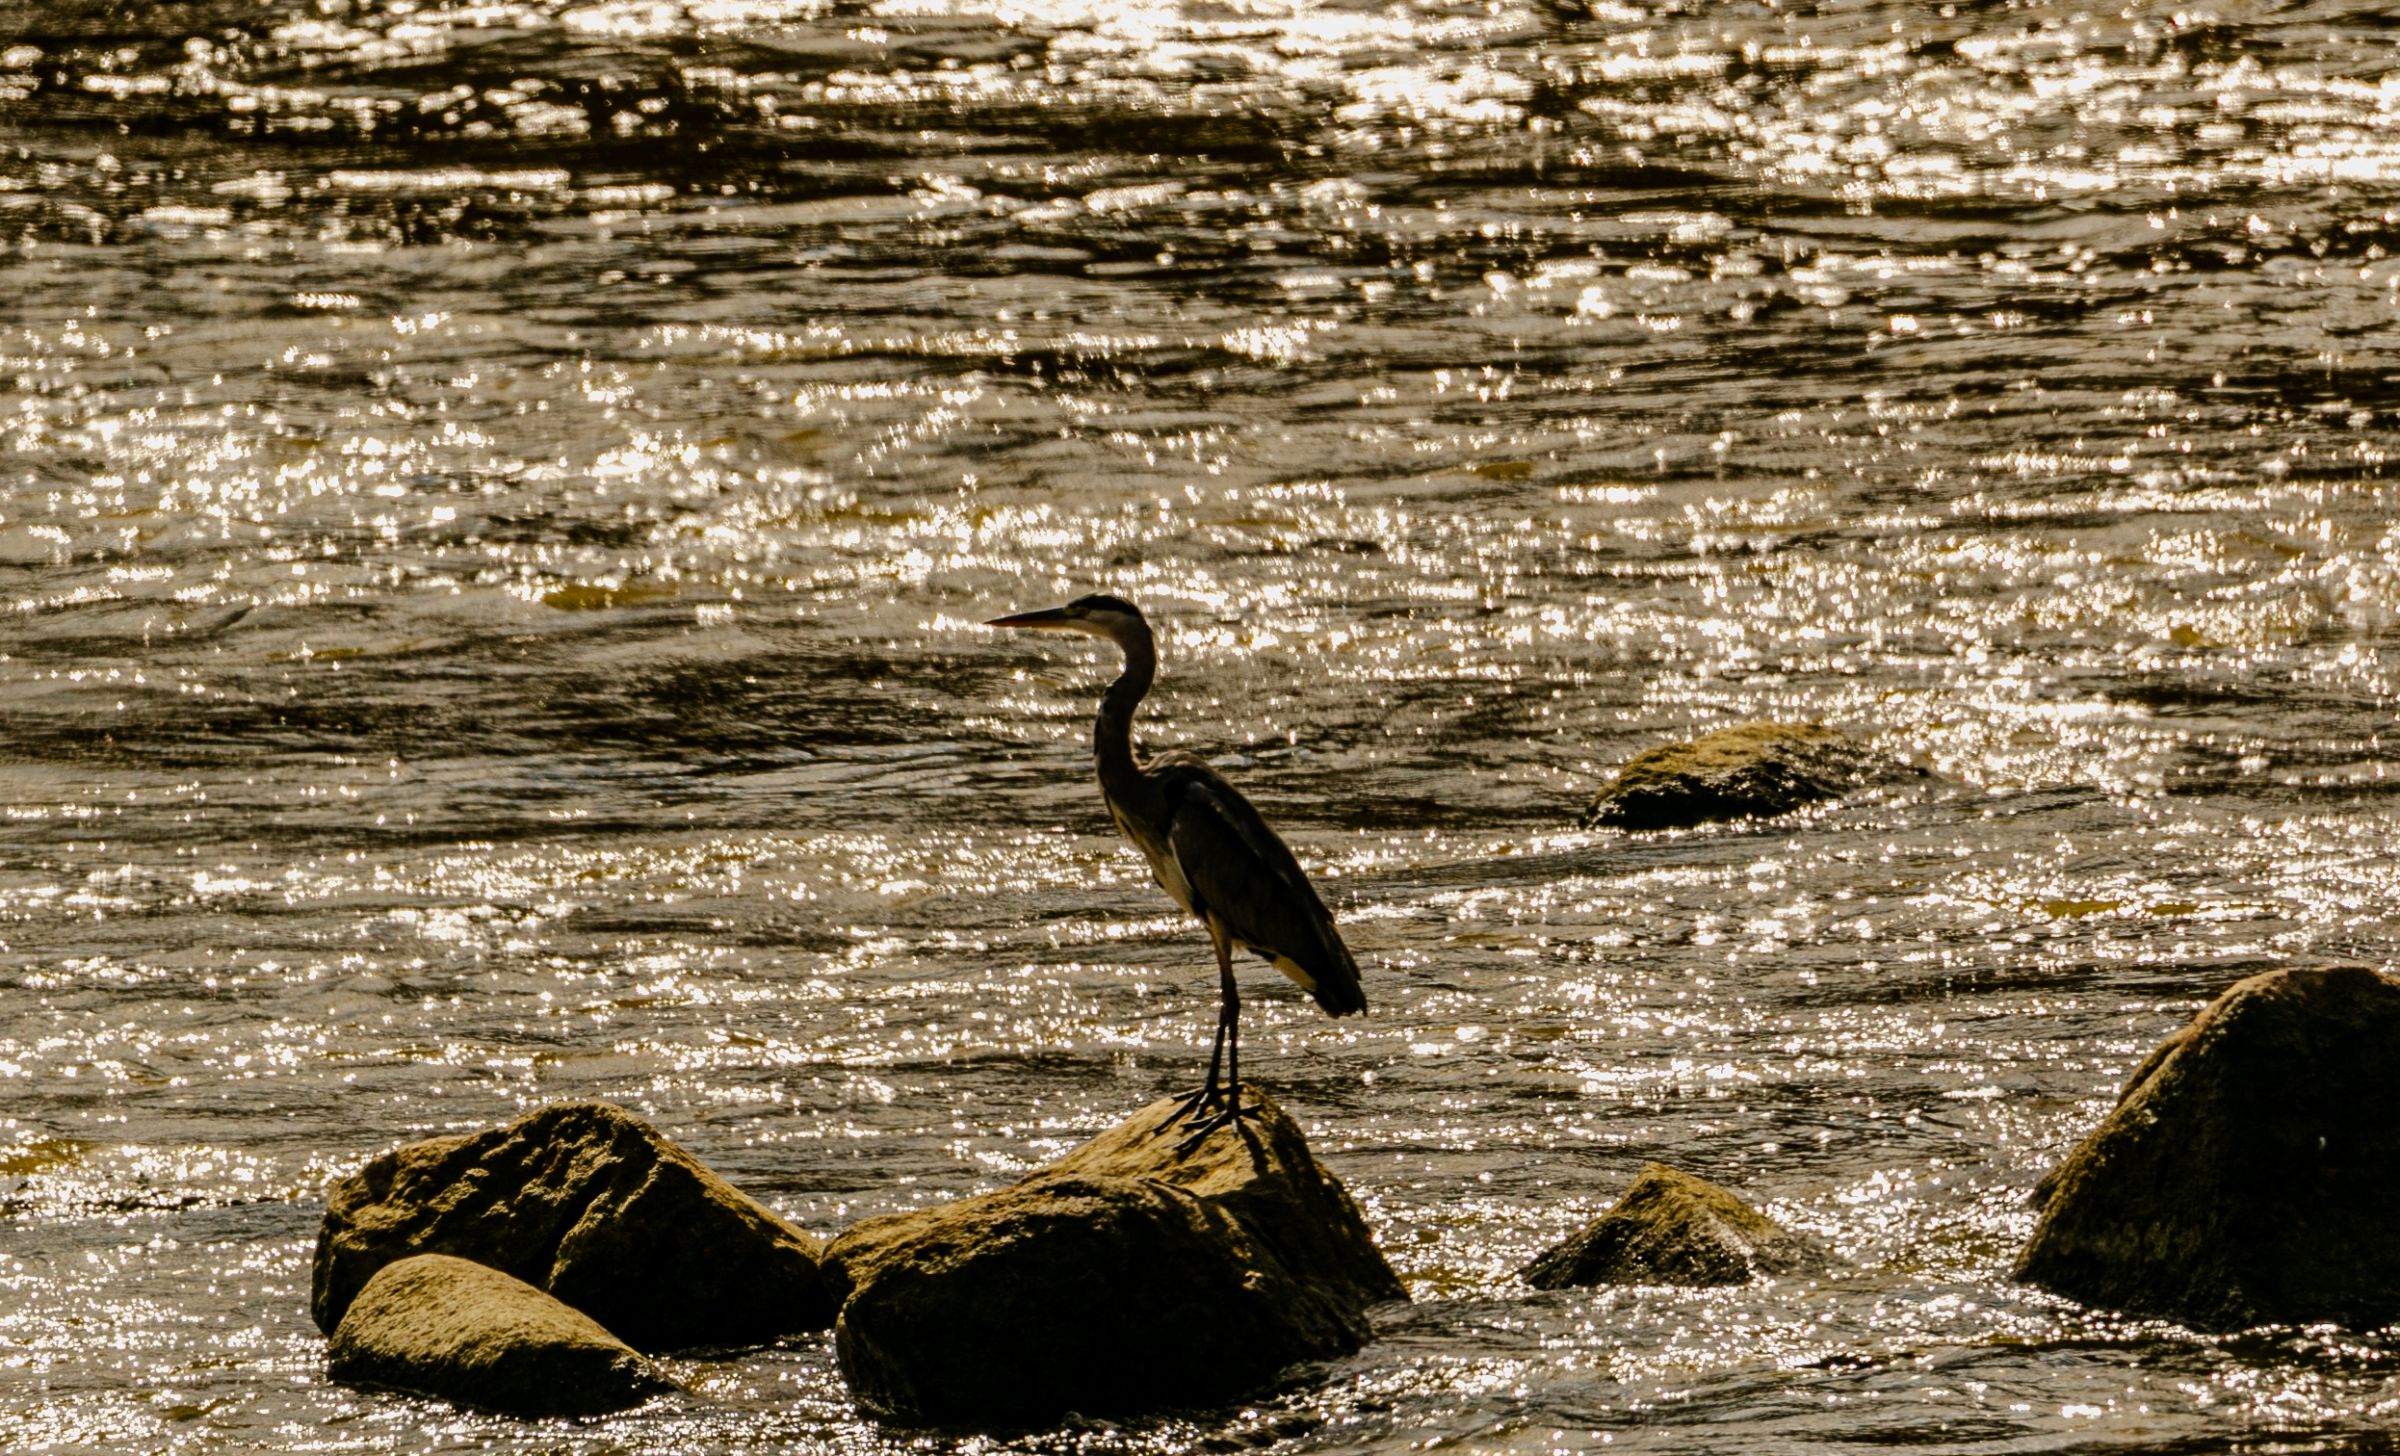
[1164,774,1340,961]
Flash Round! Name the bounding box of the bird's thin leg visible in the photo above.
[1154,1013,1228,1131]
[1175,925,1264,1153]
[1153,921,1235,1133]
[1222,949,1242,1109]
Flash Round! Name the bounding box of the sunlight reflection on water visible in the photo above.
[6,0,2400,1447]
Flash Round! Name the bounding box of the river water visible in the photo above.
[4,0,2399,1450]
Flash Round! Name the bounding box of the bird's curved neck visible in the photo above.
[1094,622,1156,793]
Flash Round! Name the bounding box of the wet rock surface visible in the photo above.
[327,1254,672,1417]
[1524,1163,1819,1289]
[824,1090,1404,1429]
[313,1101,833,1351]
[2015,965,2400,1330]
[1583,722,1904,830]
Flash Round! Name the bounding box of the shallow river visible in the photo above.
[5,0,2400,1450]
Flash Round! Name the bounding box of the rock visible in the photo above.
[1523,1163,1817,1288]
[2015,965,2400,1330]
[823,1090,1405,1428]
[313,1101,833,1351]
[328,1254,673,1416]
[1583,722,1901,830]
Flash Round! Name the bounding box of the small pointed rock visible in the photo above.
[1525,1163,1817,1289]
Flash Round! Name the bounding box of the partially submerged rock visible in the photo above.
[328,1254,672,1416]
[313,1101,833,1351]
[824,1090,1404,1429]
[1524,1163,1817,1288]
[1583,722,1901,830]
[2015,965,2400,1330]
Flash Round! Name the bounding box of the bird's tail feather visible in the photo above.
[1310,965,1368,1017]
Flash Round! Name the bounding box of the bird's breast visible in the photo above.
[1108,800,1198,916]
[1153,853,1198,916]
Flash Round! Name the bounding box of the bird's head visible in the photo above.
[986,593,1150,644]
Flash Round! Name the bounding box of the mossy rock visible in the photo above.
[314,1101,833,1352]
[1584,722,1903,830]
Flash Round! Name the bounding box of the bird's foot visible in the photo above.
[1152,1083,1225,1136]
[1171,1096,1264,1156]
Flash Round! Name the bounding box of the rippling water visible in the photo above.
[5,0,2400,1449]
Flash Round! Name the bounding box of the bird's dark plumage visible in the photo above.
[1067,591,1143,617]
[985,592,1365,1140]
[1155,757,1366,1016]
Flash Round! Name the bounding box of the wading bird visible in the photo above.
[986,594,1365,1144]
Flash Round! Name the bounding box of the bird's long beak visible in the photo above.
[985,607,1075,630]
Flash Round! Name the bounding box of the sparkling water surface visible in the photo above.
[4,0,2400,1450]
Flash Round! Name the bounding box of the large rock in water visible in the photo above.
[1583,722,1897,830]
[328,1254,673,1416]
[2016,965,2400,1330]
[313,1101,833,1351]
[1523,1163,1818,1289]
[824,1090,1405,1429]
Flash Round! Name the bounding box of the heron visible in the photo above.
[986,593,1366,1145]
